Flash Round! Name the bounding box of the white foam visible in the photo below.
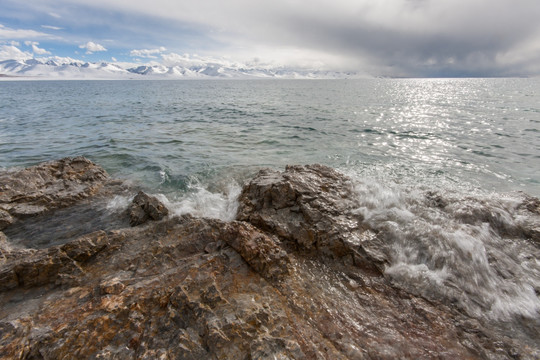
[163,181,241,222]
[349,176,540,322]
[103,178,241,222]
[105,195,132,212]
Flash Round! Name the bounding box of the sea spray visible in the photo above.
[350,177,540,323]
[157,181,241,222]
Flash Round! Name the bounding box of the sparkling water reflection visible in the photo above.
[0,78,539,196]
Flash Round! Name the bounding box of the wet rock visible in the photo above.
[0,217,305,359]
[237,164,388,272]
[128,191,169,226]
[0,209,13,230]
[0,157,108,229]
[222,221,290,280]
[0,160,538,360]
[0,231,114,291]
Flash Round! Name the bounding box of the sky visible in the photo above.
[1,0,540,77]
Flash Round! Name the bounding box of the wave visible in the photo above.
[350,177,540,324]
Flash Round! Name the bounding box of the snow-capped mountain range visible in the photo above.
[0,58,362,80]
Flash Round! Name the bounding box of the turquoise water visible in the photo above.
[2,79,540,338]
[1,78,539,197]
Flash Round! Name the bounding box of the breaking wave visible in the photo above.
[350,177,540,324]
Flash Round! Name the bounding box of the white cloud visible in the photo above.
[0,44,33,61]
[111,56,117,62]
[161,53,224,67]
[24,41,51,55]
[41,25,63,31]
[48,12,62,19]
[0,24,54,40]
[79,41,107,54]
[130,47,167,58]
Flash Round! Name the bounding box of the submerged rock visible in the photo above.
[0,159,538,359]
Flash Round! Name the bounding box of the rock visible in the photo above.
[99,278,126,295]
[0,231,113,291]
[0,160,538,359]
[237,164,388,272]
[2,215,532,359]
[221,221,290,280]
[0,157,109,229]
[128,191,169,226]
[0,231,11,262]
[0,209,13,230]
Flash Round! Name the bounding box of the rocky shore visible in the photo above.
[1,157,539,359]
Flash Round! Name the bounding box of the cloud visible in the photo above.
[3,0,540,76]
[24,40,51,55]
[48,0,539,75]
[79,41,107,54]
[161,53,223,67]
[0,44,33,61]
[0,24,54,40]
[130,47,166,59]
[41,25,63,30]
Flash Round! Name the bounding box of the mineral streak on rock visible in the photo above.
[0,159,538,359]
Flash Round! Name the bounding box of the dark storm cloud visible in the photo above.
[271,0,540,76]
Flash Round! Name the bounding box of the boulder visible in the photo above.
[0,157,109,229]
[237,164,388,272]
[128,191,169,226]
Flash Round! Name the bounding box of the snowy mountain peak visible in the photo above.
[0,58,364,80]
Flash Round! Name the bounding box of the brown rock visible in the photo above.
[222,221,290,280]
[2,215,531,359]
[0,157,109,229]
[237,164,388,272]
[0,231,116,291]
[0,160,538,360]
[99,278,126,295]
[0,209,13,230]
[128,191,169,226]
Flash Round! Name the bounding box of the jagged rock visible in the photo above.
[221,221,290,280]
[0,160,538,359]
[128,191,169,226]
[0,231,113,291]
[0,157,108,229]
[0,209,13,230]
[237,164,388,272]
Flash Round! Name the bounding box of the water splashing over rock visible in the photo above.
[0,159,539,359]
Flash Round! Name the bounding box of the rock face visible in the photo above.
[0,159,539,359]
[237,165,389,273]
[0,157,108,229]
